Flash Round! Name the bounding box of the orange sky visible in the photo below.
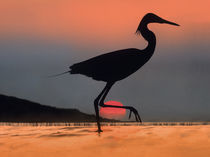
[0,0,210,48]
[0,0,210,120]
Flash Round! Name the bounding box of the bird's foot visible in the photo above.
[128,107,142,123]
[97,129,103,133]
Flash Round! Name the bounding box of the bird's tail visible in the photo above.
[47,70,70,78]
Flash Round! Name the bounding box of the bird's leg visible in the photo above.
[94,83,109,133]
[101,104,142,122]
[98,83,142,122]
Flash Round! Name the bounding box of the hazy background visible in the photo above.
[0,0,210,121]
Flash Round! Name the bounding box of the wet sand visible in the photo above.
[0,123,210,157]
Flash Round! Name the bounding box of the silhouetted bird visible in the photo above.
[69,13,179,132]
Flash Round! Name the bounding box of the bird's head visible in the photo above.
[136,13,179,34]
[144,13,179,26]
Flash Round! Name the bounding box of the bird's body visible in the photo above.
[67,13,179,132]
[70,48,153,82]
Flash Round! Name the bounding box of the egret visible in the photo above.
[69,13,179,132]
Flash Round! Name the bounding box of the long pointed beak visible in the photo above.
[163,19,180,26]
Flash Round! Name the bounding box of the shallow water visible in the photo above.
[1,123,210,157]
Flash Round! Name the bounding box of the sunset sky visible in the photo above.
[0,0,210,121]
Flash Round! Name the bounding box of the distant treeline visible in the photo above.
[0,94,116,122]
[0,122,210,127]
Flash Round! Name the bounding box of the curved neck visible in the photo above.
[138,21,156,55]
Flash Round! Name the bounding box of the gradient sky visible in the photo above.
[0,0,210,121]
